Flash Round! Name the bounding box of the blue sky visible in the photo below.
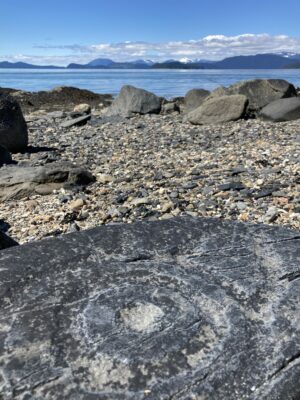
[1,0,300,65]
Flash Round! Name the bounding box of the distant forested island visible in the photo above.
[1,53,300,69]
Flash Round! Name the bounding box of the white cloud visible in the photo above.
[2,34,300,66]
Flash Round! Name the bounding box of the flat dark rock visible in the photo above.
[0,217,299,399]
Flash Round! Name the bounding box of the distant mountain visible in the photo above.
[2,53,300,70]
[0,61,60,69]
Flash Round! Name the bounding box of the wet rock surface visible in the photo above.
[0,216,299,399]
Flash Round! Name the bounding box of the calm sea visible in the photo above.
[1,69,300,98]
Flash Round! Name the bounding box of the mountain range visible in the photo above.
[1,53,300,69]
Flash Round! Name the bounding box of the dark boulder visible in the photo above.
[0,231,18,250]
[0,145,12,167]
[0,217,299,399]
[260,97,300,122]
[107,85,162,116]
[0,94,28,153]
[0,162,95,200]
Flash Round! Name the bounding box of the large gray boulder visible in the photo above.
[0,216,299,399]
[0,231,18,250]
[226,79,297,112]
[107,85,162,116]
[184,88,210,112]
[0,162,95,200]
[0,144,12,167]
[187,94,248,125]
[0,94,28,153]
[260,97,300,122]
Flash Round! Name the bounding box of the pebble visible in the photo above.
[2,112,299,244]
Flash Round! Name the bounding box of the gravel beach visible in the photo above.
[1,104,299,244]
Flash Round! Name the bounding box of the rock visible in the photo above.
[260,97,300,122]
[0,162,95,200]
[73,103,91,114]
[226,79,297,113]
[0,94,28,152]
[60,114,91,128]
[107,85,162,116]
[218,181,245,191]
[161,102,178,114]
[0,145,12,167]
[187,94,248,125]
[184,88,210,112]
[69,198,85,211]
[0,231,18,250]
[0,217,299,399]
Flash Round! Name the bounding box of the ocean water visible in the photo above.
[0,68,300,98]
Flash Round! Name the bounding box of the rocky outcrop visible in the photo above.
[0,231,18,250]
[0,145,12,167]
[0,94,28,153]
[184,88,210,112]
[226,79,297,113]
[187,94,248,125]
[0,162,95,200]
[0,216,299,399]
[260,97,300,122]
[107,85,162,116]
[1,86,113,114]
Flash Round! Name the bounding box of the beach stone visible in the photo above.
[184,88,210,112]
[0,217,299,399]
[0,231,18,250]
[73,103,91,114]
[0,162,95,200]
[0,94,28,152]
[226,79,297,112]
[187,94,248,125]
[0,145,12,167]
[107,85,162,116]
[260,97,300,122]
[60,114,91,128]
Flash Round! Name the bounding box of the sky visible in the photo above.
[1,0,300,65]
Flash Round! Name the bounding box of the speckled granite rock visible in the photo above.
[0,217,299,399]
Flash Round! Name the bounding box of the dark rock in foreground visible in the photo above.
[107,85,162,116]
[0,162,95,200]
[0,94,28,153]
[0,230,18,250]
[260,97,300,122]
[0,217,299,399]
[0,144,12,166]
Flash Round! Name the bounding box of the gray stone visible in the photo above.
[226,79,297,112]
[60,114,91,128]
[0,145,12,167]
[0,162,95,200]
[187,94,248,125]
[0,94,28,153]
[0,217,299,399]
[0,231,18,250]
[107,85,162,116]
[260,97,300,122]
[184,88,210,112]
